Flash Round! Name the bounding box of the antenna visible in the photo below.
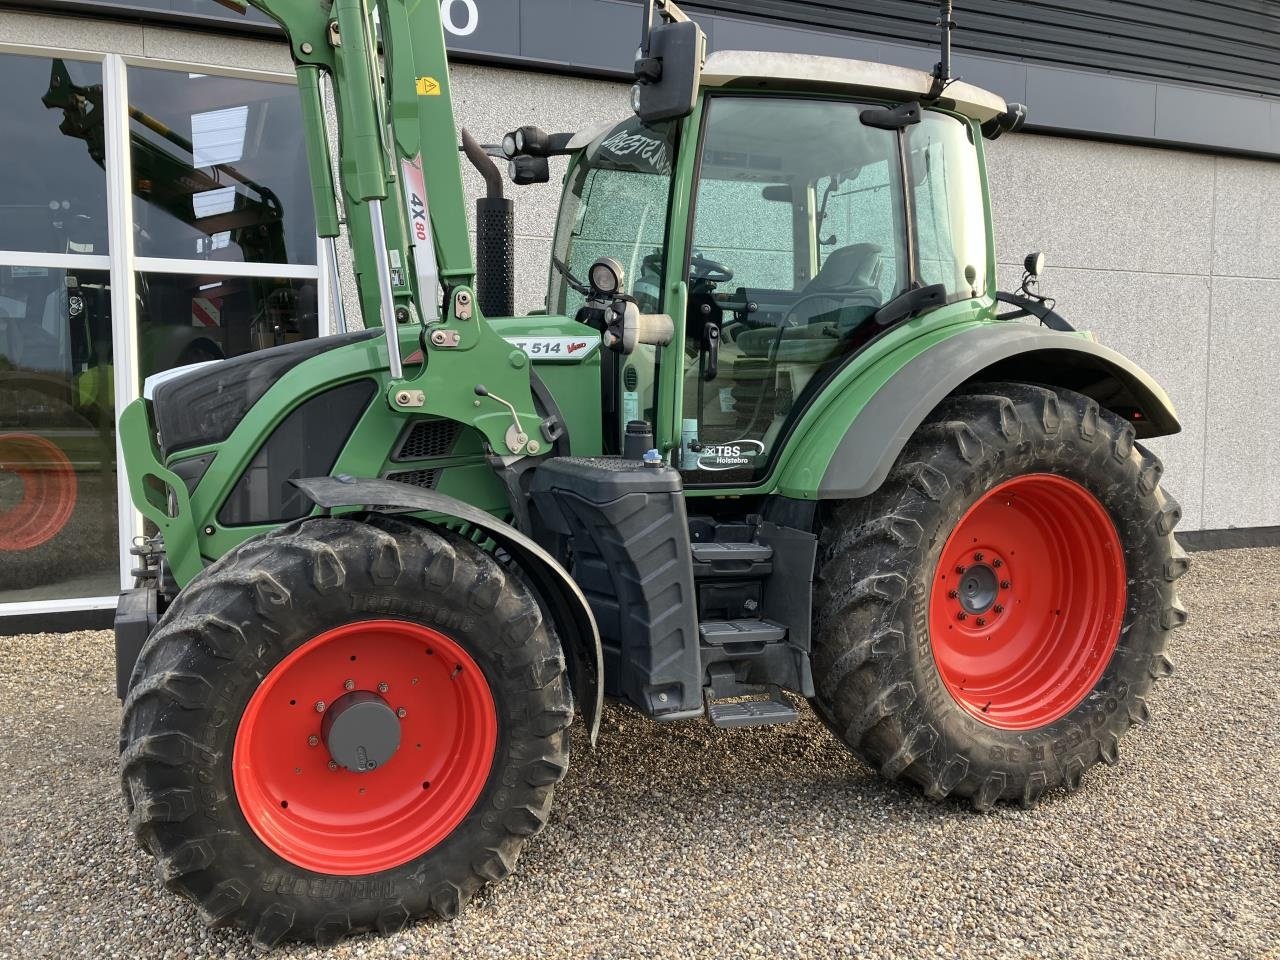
[926,0,955,100]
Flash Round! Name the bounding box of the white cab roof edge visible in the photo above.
[702,50,1008,123]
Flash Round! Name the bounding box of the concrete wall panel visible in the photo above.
[1212,156,1280,280]
[1201,277,1280,529]
[987,133,1216,277]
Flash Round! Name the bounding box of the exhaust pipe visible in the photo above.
[460,128,515,318]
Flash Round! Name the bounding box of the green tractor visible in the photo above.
[115,0,1187,947]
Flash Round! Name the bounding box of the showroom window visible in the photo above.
[0,49,328,614]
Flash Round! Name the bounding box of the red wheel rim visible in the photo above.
[233,620,497,875]
[0,433,77,551]
[928,474,1127,730]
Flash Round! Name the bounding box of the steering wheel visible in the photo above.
[689,253,733,285]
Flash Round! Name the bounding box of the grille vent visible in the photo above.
[393,418,462,462]
[384,468,442,489]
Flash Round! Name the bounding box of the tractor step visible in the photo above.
[705,683,799,729]
[690,541,774,578]
[699,619,787,646]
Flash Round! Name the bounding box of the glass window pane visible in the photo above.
[0,55,109,256]
[908,113,988,298]
[0,265,117,602]
[127,68,317,266]
[136,272,320,381]
[681,96,905,485]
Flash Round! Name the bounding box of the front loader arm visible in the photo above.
[241,0,544,459]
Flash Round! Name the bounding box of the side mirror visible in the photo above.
[631,20,706,124]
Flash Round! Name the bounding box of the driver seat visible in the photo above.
[790,242,884,333]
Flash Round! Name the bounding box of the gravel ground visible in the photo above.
[1,546,1277,960]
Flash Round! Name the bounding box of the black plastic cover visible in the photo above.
[152,329,379,457]
[218,379,376,526]
[114,586,157,699]
[530,457,701,719]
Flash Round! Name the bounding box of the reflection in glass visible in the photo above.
[136,272,319,381]
[127,67,317,265]
[0,266,117,602]
[0,54,108,255]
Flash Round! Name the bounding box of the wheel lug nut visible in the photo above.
[975,617,986,626]
[327,760,338,771]
[974,552,984,562]
[314,700,326,713]
[1000,580,1011,590]
[307,735,319,747]
[947,590,958,599]
[992,558,1003,568]
[397,707,407,718]
[377,682,389,694]
[956,612,967,621]
[994,605,1005,614]
[344,679,355,691]
[955,565,966,574]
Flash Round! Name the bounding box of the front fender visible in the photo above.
[778,323,1180,500]
[292,476,604,746]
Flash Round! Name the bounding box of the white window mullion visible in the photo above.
[316,233,333,335]
[134,256,320,280]
[0,250,110,271]
[103,52,141,595]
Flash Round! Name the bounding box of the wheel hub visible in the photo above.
[957,562,999,615]
[321,690,401,773]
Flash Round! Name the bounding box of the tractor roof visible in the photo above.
[702,50,1008,124]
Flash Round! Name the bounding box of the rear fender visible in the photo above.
[292,476,604,746]
[780,324,1180,500]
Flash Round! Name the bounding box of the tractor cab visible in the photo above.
[549,52,999,485]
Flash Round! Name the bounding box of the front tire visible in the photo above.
[120,515,572,947]
[811,383,1188,810]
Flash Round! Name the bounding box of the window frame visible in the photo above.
[0,43,337,617]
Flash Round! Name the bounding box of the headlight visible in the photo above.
[589,257,625,297]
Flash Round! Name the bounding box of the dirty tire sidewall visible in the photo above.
[811,383,1187,810]
[120,515,572,948]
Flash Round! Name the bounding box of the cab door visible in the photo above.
[676,95,907,486]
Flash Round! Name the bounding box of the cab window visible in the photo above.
[680,96,905,483]
[909,112,988,298]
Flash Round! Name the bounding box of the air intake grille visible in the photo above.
[385,468,442,489]
[393,419,462,462]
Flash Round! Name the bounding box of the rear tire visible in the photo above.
[811,383,1188,810]
[120,515,572,947]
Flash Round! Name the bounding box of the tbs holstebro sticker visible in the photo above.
[697,439,765,471]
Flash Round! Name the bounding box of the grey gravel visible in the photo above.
[1,546,1278,960]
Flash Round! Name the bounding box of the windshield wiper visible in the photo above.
[872,283,947,327]
[552,256,591,296]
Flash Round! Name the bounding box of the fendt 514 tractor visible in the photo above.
[113,0,1188,947]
